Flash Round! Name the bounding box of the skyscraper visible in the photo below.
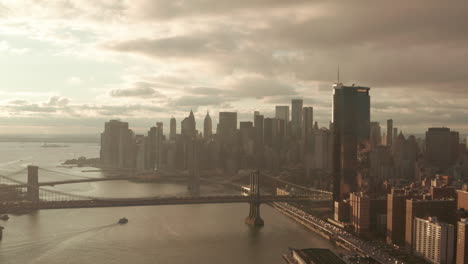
[413,217,455,264]
[457,218,468,264]
[332,83,370,202]
[254,114,264,168]
[291,99,303,139]
[302,107,314,152]
[275,106,289,123]
[370,122,382,148]
[425,127,459,170]
[218,112,237,140]
[181,110,196,138]
[155,122,163,169]
[203,111,212,139]
[100,120,136,169]
[170,117,176,140]
[387,119,393,147]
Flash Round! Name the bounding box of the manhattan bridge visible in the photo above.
[0,166,332,226]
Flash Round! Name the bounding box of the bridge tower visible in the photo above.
[245,170,264,226]
[27,165,39,202]
[187,139,200,194]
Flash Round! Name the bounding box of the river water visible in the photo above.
[0,142,338,264]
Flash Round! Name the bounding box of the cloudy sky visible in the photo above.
[0,0,467,136]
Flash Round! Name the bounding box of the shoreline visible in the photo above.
[271,202,357,254]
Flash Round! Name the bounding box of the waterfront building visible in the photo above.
[413,217,454,264]
[457,218,468,264]
[405,199,457,252]
[100,120,136,169]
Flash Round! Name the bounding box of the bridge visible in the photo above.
[0,166,331,226]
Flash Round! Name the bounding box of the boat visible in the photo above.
[118,217,128,224]
[0,215,9,221]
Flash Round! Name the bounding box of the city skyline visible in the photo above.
[0,1,468,135]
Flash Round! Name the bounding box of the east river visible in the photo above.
[0,142,338,264]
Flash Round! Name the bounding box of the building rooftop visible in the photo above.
[294,248,346,264]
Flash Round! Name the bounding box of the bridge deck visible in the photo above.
[0,177,134,188]
[0,195,331,212]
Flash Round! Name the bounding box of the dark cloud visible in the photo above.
[105,0,468,94]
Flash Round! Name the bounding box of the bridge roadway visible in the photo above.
[1,176,135,188]
[0,195,331,212]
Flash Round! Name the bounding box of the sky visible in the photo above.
[0,0,467,136]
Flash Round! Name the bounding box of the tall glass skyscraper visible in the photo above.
[332,83,370,202]
[291,99,303,139]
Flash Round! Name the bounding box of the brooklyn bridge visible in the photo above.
[0,166,332,226]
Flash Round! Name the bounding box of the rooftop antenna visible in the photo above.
[337,65,340,83]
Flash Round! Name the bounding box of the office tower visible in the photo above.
[393,128,398,147]
[254,114,264,168]
[203,111,212,139]
[240,121,254,157]
[312,128,332,170]
[218,112,237,140]
[254,111,260,117]
[263,118,274,147]
[458,188,468,210]
[332,83,371,202]
[302,107,314,150]
[155,122,163,169]
[405,199,457,252]
[413,217,454,264]
[350,192,387,237]
[425,128,459,170]
[387,189,407,245]
[146,126,157,170]
[217,112,238,173]
[291,99,303,139]
[187,138,201,193]
[370,122,382,147]
[457,219,468,264]
[275,106,289,123]
[135,135,147,170]
[387,119,393,147]
[350,192,371,236]
[170,117,176,140]
[100,120,136,169]
[181,110,196,138]
[370,145,393,181]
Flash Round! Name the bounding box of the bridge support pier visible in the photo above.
[0,226,4,240]
[27,165,39,202]
[245,171,264,227]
